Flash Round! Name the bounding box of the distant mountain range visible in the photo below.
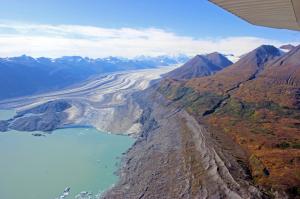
[0,54,189,100]
[164,52,232,80]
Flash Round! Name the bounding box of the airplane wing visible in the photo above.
[209,0,300,31]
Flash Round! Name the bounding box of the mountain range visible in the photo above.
[0,54,189,100]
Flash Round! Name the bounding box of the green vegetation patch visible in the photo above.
[249,154,270,183]
[219,98,300,121]
[219,99,255,119]
[158,82,224,116]
[276,141,300,149]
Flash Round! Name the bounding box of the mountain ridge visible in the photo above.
[186,45,281,95]
[164,52,232,80]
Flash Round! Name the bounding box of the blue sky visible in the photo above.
[0,0,299,58]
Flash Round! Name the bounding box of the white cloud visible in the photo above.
[0,22,294,58]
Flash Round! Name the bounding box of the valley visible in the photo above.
[0,55,188,100]
[1,45,300,199]
[0,66,176,134]
[0,66,175,199]
[1,1,300,199]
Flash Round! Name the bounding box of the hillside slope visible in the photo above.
[159,45,300,198]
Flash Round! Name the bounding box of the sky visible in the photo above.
[0,0,299,58]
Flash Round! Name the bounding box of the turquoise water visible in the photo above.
[0,111,134,199]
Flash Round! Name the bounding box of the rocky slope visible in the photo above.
[103,86,264,199]
[157,45,300,198]
[164,52,232,80]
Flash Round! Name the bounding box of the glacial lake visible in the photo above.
[0,110,134,199]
